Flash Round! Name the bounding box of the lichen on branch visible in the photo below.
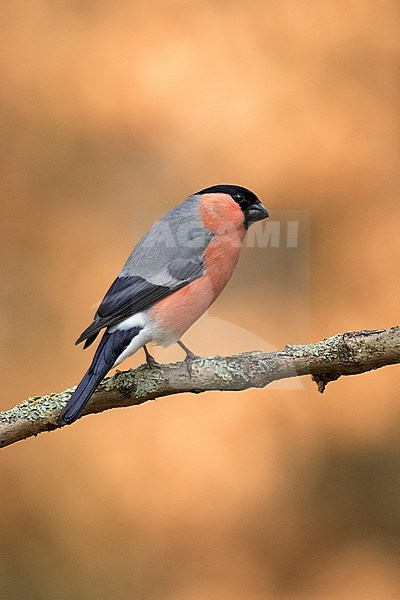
[1,326,399,449]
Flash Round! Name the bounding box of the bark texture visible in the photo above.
[1,326,399,448]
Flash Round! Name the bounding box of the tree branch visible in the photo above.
[1,326,399,449]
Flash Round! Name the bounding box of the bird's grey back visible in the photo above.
[120,195,214,286]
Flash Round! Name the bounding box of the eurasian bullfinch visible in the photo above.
[61,184,269,425]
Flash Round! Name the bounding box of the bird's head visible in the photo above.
[197,184,269,229]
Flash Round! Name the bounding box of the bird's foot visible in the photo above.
[184,354,198,378]
[143,345,160,368]
[177,340,199,378]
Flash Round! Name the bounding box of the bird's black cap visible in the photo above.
[197,184,260,210]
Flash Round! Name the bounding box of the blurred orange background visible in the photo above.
[1,1,399,598]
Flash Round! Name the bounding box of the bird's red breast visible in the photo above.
[149,194,246,344]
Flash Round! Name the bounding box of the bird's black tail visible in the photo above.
[61,364,109,425]
[61,327,141,425]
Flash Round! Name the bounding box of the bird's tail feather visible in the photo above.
[61,327,141,425]
[61,365,110,425]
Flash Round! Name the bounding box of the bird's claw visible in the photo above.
[146,356,160,368]
[184,353,198,378]
[143,345,160,368]
[176,340,199,378]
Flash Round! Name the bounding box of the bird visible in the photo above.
[61,184,269,425]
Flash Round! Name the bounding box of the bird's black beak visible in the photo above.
[245,201,269,227]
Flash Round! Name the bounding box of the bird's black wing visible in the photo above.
[76,259,204,347]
